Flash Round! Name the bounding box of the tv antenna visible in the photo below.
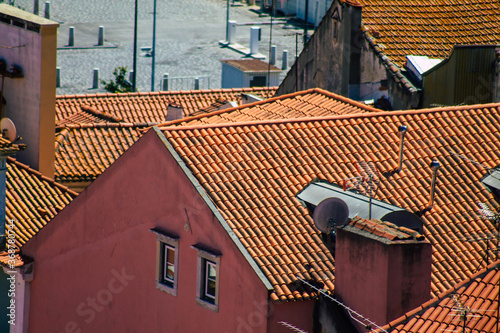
[278,321,308,333]
[343,161,380,219]
[449,150,500,179]
[441,294,496,333]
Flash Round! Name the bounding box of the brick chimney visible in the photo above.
[334,217,432,330]
[0,4,59,178]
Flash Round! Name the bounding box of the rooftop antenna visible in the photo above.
[278,321,308,333]
[396,125,407,172]
[427,160,440,210]
[343,161,380,219]
[442,294,496,333]
[477,202,500,266]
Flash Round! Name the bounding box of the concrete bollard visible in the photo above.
[270,45,277,65]
[56,67,61,88]
[92,68,99,89]
[162,73,169,91]
[129,70,134,85]
[68,27,75,47]
[44,1,50,19]
[98,26,104,46]
[194,78,200,90]
[228,21,237,44]
[33,0,39,15]
[250,27,261,55]
[282,50,288,70]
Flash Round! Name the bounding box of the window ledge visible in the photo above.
[196,297,219,313]
[156,281,177,296]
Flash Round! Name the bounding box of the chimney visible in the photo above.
[165,104,184,121]
[427,160,440,209]
[0,5,59,178]
[334,217,432,330]
[396,125,407,172]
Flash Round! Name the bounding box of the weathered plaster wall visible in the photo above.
[276,1,362,97]
[23,129,272,333]
[267,299,315,332]
[334,228,432,329]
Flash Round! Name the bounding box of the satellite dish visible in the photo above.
[0,118,16,142]
[312,197,349,234]
[381,210,424,234]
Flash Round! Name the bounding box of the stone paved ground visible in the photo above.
[15,0,307,94]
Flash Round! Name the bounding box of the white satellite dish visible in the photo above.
[1,118,17,142]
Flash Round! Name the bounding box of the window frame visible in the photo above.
[192,244,221,312]
[151,229,179,296]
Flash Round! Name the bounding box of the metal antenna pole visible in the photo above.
[151,0,157,91]
[226,0,230,42]
[303,0,309,47]
[132,0,138,91]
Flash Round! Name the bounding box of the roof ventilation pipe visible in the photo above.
[427,160,440,210]
[397,125,407,172]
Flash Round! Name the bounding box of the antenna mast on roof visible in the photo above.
[343,161,380,219]
[477,202,500,265]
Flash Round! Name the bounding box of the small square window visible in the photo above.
[203,260,217,303]
[151,228,179,296]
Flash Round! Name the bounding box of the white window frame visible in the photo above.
[151,229,179,296]
[192,245,221,312]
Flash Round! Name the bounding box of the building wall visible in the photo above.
[267,300,315,332]
[422,45,499,107]
[276,1,362,97]
[22,129,273,333]
[0,5,58,178]
[222,62,245,88]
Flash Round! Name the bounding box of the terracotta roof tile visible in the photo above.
[56,87,277,125]
[162,102,500,301]
[359,0,500,67]
[380,261,500,333]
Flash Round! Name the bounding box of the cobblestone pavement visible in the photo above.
[15,0,307,94]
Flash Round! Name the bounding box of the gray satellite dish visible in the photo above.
[0,118,16,142]
[312,197,349,234]
[381,210,424,234]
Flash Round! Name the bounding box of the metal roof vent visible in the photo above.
[427,160,440,210]
[397,125,407,172]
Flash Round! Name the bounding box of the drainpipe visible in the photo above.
[396,125,407,172]
[427,160,440,210]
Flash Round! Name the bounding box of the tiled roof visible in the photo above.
[381,260,500,333]
[162,102,500,301]
[221,59,282,72]
[0,136,26,156]
[157,88,378,128]
[358,0,500,68]
[5,158,77,248]
[55,87,278,125]
[55,123,144,182]
[347,216,425,241]
[56,89,377,183]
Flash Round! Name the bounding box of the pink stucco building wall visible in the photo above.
[22,129,314,332]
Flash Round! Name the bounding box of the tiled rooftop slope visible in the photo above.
[349,216,425,241]
[358,0,500,67]
[7,158,77,247]
[163,103,500,301]
[55,87,278,125]
[55,89,378,183]
[157,88,378,128]
[55,123,143,182]
[382,260,500,333]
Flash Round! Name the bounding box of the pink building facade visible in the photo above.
[22,129,314,332]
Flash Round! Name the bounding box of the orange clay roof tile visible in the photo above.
[56,87,277,125]
[162,102,500,301]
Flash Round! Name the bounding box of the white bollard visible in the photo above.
[92,68,99,89]
[270,45,277,65]
[98,26,104,46]
[162,73,169,91]
[56,67,61,88]
[250,27,261,55]
[194,78,200,90]
[228,21,237,44]
[44,1,50,19]
[282,50,288,70]
[68,27,75,47]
